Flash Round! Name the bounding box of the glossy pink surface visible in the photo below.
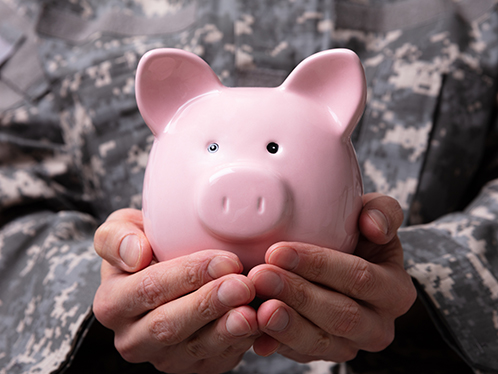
[136,48,366,270]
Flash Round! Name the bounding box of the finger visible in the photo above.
[136,306,258,374]
[94,209,153,272]
[253,300,361,362]
[182,306,258,363]
[264,242,416,320]
[114,274,256,361]
[252,333,281,357]
[249,268,394,351]
[360,193,404,245]
[93,250,244,326]
[264,242,405,305]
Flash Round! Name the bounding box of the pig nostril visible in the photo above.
[257,197,265,214]
[222,196,230,213]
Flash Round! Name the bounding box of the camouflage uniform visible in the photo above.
[1,0,497,373]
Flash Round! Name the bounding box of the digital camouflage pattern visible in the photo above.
[0,0,497,373]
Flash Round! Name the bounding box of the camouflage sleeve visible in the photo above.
[0,85,102,374]
[0,210,101,374]
[0,3,103,371]
[399,179,498,372]
[1,0,497,373]
[0,128,101,374]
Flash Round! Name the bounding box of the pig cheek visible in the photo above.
[280,136,362,254]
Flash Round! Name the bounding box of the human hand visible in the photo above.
[93,209,259,374]
[247,193,417,363]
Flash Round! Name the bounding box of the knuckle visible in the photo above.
[305,250,329,280]
[287,278,308,310]
[369,322,395,352]
[391,275,417,316]
[183,257,208,289]
[148,312,183,346]
[305,331,332,357]
[348,258,375,298]
[402,280,418,313]
[185,335,210,360]
[337,345,359,362]
[196,364,230,374]
[331,300,362,336]
[114,335,141,363]
[379,325,395,350]
[153,361,184,374]
[92,288,117,327]
[137,271,165,309]
[219,343,252,360]
[196,289,219,321]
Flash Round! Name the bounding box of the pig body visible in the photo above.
[136,48,366,270]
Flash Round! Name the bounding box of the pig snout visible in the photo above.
[197,167,290,241]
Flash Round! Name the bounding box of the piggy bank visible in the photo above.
[136,48,366,270]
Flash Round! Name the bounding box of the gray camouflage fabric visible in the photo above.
[1,0,498,373]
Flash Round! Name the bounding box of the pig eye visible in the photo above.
[266,142,279,154]
[208,143,219,153]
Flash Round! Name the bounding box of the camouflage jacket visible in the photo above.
[1,0,498,373]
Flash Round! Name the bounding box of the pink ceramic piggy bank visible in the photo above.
[136,48,366,270]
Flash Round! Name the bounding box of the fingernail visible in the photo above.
[268,246,299,270]
[218,278,251,307]
[119,235,140,268]
[226,311,251,337]
[208,256,241,279]
[253,271,283,298]
[367,209,389,235]
[266,307,289,332]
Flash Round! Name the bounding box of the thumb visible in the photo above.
[359,193,404,245]
[94,209,153,272]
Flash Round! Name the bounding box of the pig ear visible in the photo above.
[281,49,366,139]
[135,48,223,136]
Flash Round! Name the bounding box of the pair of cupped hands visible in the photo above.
[93,193,417,374]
